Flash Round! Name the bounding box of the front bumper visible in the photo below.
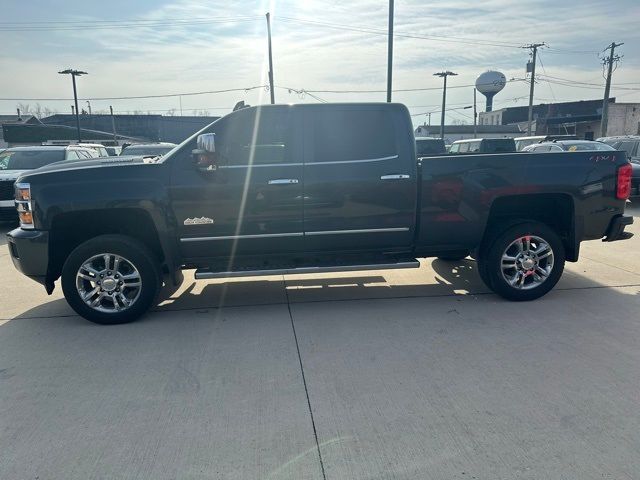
[6,228,49,288]
[602,214,634,242]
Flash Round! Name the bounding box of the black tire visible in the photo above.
[477,221,565,301]
[437,253,468,261]
[476,254,493,289]
[61,235,161,324]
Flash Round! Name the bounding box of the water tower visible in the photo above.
[475,71,506,112]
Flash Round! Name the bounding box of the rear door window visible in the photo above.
[615,141,638,157]
[416,139,445,155]
[312,109,396,162]
[483,139,516,152]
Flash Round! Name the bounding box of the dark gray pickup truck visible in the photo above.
[6,103,634,324]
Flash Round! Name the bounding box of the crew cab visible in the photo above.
[6,103,634,324]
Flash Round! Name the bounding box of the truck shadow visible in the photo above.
[153,259,490,313]
[7,257,639,323]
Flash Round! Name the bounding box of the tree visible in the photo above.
[16,102,58,119]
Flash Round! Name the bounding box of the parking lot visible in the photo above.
[1,203,639,479]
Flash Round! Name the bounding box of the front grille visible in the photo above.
[0,181,14,201]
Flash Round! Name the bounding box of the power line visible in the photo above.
[278,16,524,49]
[1,79,529,102]
[0,16,260,31]
[0,85,270,102]
[0,15,260,25]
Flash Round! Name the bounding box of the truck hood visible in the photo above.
[21,155,154,177]
[0,170,28,181]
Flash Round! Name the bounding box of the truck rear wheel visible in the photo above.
[61,235,161,324]
[478,221,565,301]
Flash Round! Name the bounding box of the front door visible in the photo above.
[302,105,417,253]
[169,106,304,261]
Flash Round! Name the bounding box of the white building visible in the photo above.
[414,124,522,144]
[477,99,640,139]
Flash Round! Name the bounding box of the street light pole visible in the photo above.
[59,68,87,142]
[434,71,457,140]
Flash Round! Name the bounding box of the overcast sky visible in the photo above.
[1,0,639,125]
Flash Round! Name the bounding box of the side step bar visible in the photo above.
[194,260,420,280]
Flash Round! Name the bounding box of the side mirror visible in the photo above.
[197,133,215,153]
[192,133,218,174]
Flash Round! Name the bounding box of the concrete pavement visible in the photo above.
[0,201,639,479]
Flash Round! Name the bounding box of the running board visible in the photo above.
[194,260,420,280]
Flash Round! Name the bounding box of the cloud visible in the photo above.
[0,0,639,123]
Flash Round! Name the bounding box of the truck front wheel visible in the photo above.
[61,235,161,324]
[478,222,565,301]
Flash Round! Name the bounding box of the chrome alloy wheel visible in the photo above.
[75,253,142,313]
[500,235,554,290]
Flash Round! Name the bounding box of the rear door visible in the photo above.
[302,104,417,252]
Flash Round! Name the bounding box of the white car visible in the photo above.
[0,146,97,222]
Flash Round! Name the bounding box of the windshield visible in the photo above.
[0,150,65,170]
[562,142,615,151]
[121,145,174,156]
[416,139,445,155]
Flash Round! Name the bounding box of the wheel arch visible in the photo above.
[46,207,174,291]
[482,193,578,261]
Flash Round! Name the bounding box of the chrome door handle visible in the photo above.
[380,174,410,180]
[268,178,299,185]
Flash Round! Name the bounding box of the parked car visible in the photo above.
[77,143,109,157]
[522,140,615,152]
[104,146,122,156]
[6,103,633,324]
[415,137,446,157]
[0,146,98,222]
[598,136,640,196]
[449,137,517,154]
[120,142,176,157]
[514,135,578,151]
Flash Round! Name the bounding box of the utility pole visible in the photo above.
[522,43,544,136]
[434,71,457,140]
[473,88,477,138]
[600,41,623,137]
[266,12,275,104]
[58,68,87,142]
[109,106,117,143]
[386,0,394,102]
[428,112,431,126]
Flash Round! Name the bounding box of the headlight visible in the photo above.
[15,182,34,229]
